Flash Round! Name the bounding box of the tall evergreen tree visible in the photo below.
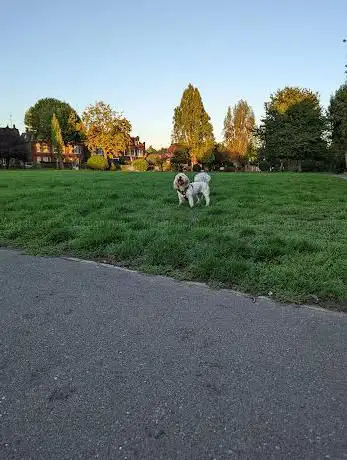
[172,84,214,165]
[328,83,347,171]
[223,100,255,164]
[223,106,233,144]
[51,114,65,168]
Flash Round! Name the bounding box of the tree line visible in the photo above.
[1,81,347,172]
[170,83,347,172]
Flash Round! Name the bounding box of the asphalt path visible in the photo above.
[0,249,346,459]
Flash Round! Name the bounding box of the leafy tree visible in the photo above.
[172,84,214,165]
[169,144,191,170]
[214,143,232,167]
[266,86,319,113]
[223,100,255,165]
[223,107,233,146]
[51,114,65,168]
[146,145,157,155]
[25,98,81,143]
[258,87,327,171]
[0,127,28,168]
[82,101,131,159]
[328,83,347,171]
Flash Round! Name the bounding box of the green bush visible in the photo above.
[146,154,159,165]
[87,155,108,170]
[258,160,271,171]
[132,158,148,171]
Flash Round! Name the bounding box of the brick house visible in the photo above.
[127,136,146,158]
[96,136,146,161]
[30,141,85,165]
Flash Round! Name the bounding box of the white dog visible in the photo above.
[194,171,211,184]
[173,173,210,208]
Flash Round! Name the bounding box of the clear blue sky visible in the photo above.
[1,0,346,147]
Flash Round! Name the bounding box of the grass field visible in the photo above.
[0,170,346,309]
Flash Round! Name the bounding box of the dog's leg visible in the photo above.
[177,191,184,205]
[204,191,210,206]
[188,195,194,208]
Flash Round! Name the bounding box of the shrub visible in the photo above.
[170,144,190,170]
[258,160,271,171]
[110,162,121,171]
[87,155,108,170]
[132,158,148,171]
[118,156,131,165]
[146,153,160,165]
[162,161,172,171]
[192,164,202,172]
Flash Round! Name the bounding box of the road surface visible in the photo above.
[0,249,346,459]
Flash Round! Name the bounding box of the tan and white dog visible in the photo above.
[173,173,210,208]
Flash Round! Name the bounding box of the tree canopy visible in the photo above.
[25,98,82,144]
[258,87,327,171]
[82,101,132,158]
[328,83,347,170]
[172,84,214,164]
[223,99,255,163]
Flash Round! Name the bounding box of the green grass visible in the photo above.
[1,170,346,309]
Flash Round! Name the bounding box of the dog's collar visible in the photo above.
[179,184,191,198]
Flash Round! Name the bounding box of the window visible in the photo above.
[36,156,41,162]
[74,145,83,155]
[36,143,41,153]
[43,156,49,162]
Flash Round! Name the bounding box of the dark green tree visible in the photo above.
[328,83,347,171]
[258,87,327,171]
[169,144,191,170]
[172,84,214,165]
[25,98,82,144]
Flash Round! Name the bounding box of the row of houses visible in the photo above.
[0,125,146,166]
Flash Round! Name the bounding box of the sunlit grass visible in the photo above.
[1,170,346,309]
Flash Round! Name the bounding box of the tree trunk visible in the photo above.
[298,160,302,172]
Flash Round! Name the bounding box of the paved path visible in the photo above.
[0,249,346,459]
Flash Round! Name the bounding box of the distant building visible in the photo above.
[126,136,146,158]
[30,141,84,164]
[1,125,145,166]
[95,136,146,160]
